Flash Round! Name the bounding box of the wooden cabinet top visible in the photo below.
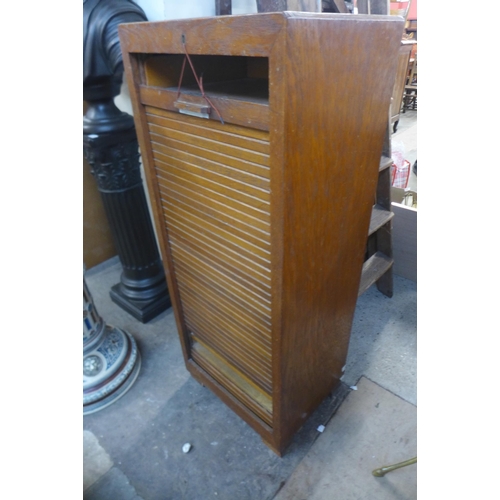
[119,11,404,56]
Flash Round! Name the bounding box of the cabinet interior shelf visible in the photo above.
[168,78,269,105]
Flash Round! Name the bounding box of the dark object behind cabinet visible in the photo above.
[83,0,171,322]
[119,12,404,455]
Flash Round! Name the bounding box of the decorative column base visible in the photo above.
[83,325,142,415]
[84,269,141,415]
[110,284,171,324]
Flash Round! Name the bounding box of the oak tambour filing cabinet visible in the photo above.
[119,12,403,455]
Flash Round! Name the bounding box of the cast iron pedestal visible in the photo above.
[83,0,170,323]
[83,268,141,415]
[83,110,171,323]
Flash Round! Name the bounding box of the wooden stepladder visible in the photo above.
[359,121,394,298]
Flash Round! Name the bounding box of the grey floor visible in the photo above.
[83,110,417,500]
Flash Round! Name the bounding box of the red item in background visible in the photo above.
[391,159,411,188]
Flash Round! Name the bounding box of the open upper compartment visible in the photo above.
[142,54,269,105]
[119,12,403,129]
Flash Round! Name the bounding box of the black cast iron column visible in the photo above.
[83,0,170,323]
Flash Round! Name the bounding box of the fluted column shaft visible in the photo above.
[84,125,170,322]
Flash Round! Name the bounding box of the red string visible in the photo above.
[177,41,224,125]
[176,56,186,99]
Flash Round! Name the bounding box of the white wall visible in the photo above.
[136,0,214,22]
[231,0,258,15]
[132,1,258,25]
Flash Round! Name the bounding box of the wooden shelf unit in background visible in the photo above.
[391,40,416,132]
[119,12,404,455]
[359,125,394,298]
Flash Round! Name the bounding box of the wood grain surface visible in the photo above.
[119,12,404,455]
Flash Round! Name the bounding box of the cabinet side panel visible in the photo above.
[279,16,404,446]
[268,31,288,448]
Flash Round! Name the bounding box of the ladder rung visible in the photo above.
[379,156,392,172]
[368,205,394,236]
[358,251,393,297]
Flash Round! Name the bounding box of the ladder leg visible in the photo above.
[375,223,393,298]
[376,267,393,298]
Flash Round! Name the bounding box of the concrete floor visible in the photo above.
[83,111,417,500]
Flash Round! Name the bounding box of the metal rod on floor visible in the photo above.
[372,456,417,477]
